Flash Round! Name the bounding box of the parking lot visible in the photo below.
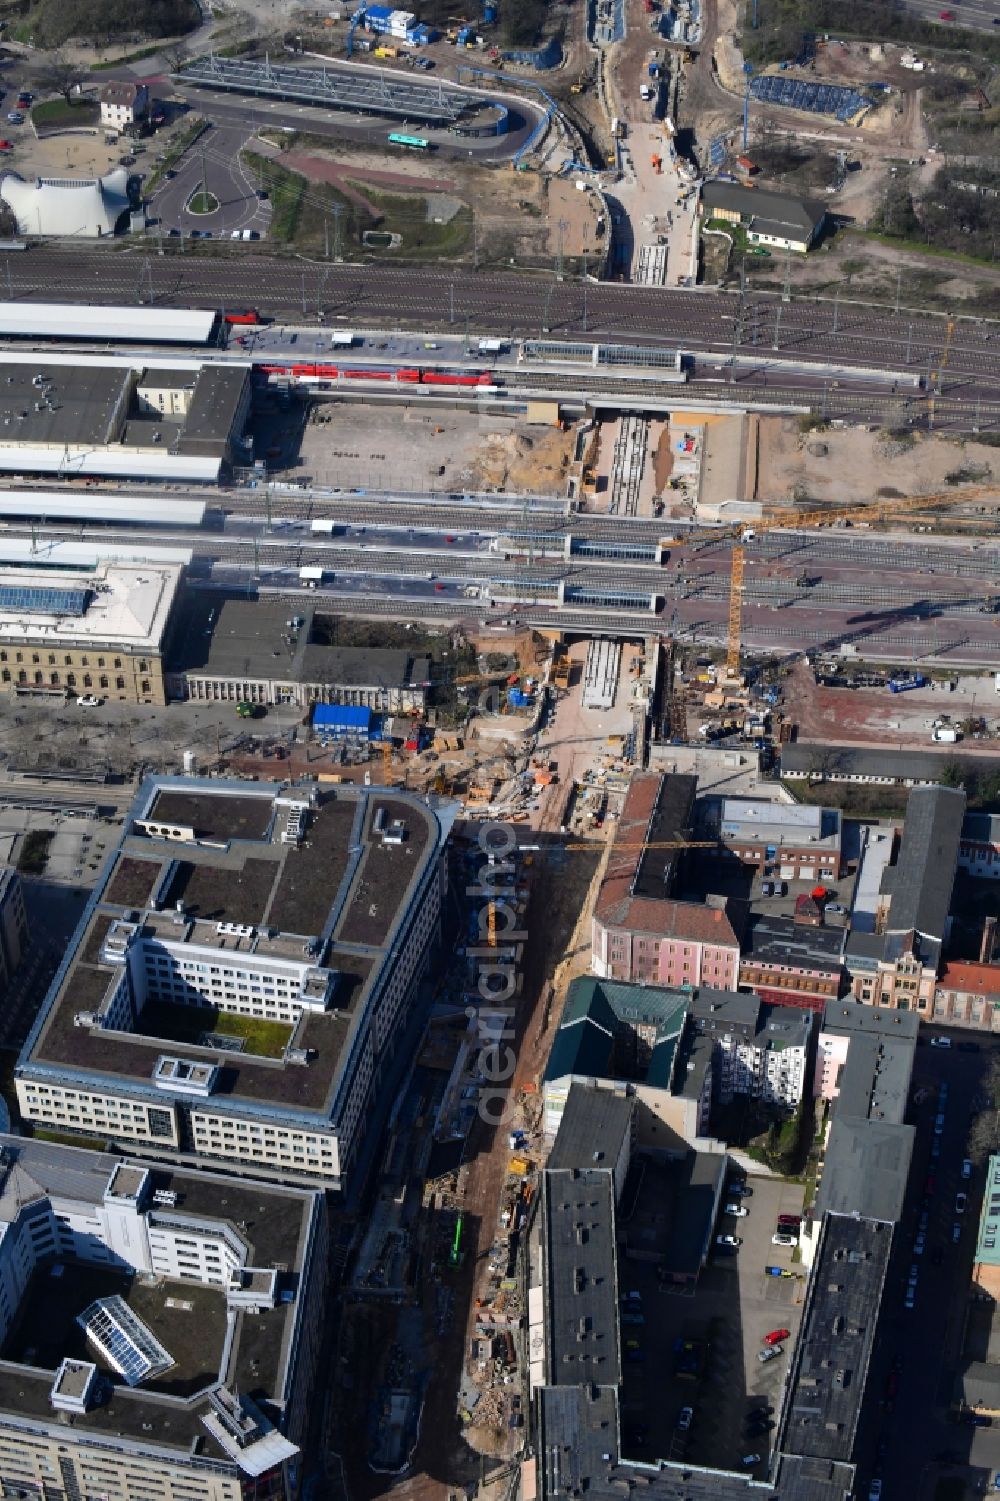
[618,1168,806,1478]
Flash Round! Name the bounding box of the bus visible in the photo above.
[388,132,431,150]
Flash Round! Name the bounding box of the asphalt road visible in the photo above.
[854,1036,1000,1500]
[7,248,1000,401]
[147,122,271,238]
[170,69,543,163]
[901,0,1000,30]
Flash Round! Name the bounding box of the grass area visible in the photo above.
[17,830,53,877]
[143,117,208,194]
[781,778,909,821]
[92,42,164,68]
[32,1128,111,1151]
[31,98,100,129]
[241,150,472,261]
[139,999,291,1059]
[187,189,219,214]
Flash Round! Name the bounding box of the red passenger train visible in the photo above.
[257,363,496,387]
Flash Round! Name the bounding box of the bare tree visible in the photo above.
[38,51,82,105]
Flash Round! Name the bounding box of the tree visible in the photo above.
[38,51,81,104]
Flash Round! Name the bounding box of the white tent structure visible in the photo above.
[0,167,131,238]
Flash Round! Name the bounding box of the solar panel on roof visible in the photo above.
[0,585,89,616]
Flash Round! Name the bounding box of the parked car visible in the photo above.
[930,1036,952,1049]
[676,1407,694,1432]
[725,1203,749,1217]
[953,1222,962,1242]
[956,1193,967,1214]
[728,1182,753,1197]
[741,1454,761,1467]
[777,1214,801,1228]
[914,1232,926,1256]
[761,881,774,896]
[717,1234,742,1248]
[961,1412,992,1427]
[963,1160,973,1180]
[6,112,23,124]
[869,1481,883,1501]
[76,694,102,707]
[763,1329,789,1346]
[826,902,846,915]
[757,1345,783,1363]
[772,1232,795,1246]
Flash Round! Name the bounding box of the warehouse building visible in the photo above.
[168,597,431,711]
[0,560,183,706]
[0,1134,327,1501]
[16,775,456,1189]
[0,354,251,483]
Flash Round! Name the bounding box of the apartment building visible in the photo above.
[16,776,454,1189]
[689,989,813,1111]
[0,563,183,706]
[845,785,965,1013]
[932,961,1000,1031]
[0,1134,326,1501]
[739,914,845,1010]
[0,867,28,996]
[592,772,741,986]
[959,812,1000,881]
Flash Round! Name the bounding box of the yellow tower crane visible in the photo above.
[662,482,996,681]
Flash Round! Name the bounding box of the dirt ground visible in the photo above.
[377,838,602,1501]
[784,657,1000,748]
[270,134,601,261]
[286,403,562,491]
[754,416,999,506]
[471,424,575,492]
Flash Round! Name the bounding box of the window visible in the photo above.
[48,653,55,665]
[116,676,125,690]
[141,680,151,695]
[99,675,108,689]
[84,674,92,688]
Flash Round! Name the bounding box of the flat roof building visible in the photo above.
[16,775,456,1189]
[715,796,842,882]
[0,357,251,483]
[0,303,217,345]
[0,560,183,706]
[168,596,432,712]
[0,1134,327,1501]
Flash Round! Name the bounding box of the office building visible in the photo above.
[0,1134,326,1501]
[0,562,183,706]
[168,596,431,712]
[16,775,455,1188]
[932,961,1000,1030]
[715,797,842,882]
